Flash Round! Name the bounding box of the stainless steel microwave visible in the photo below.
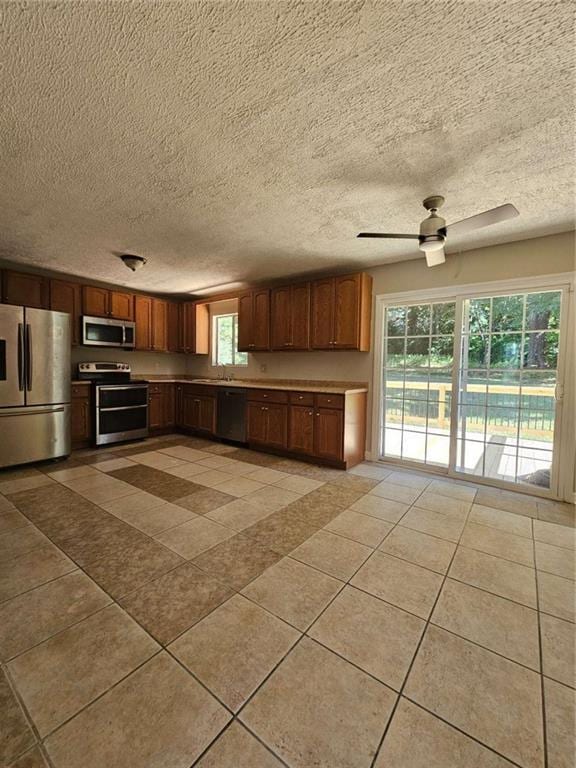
[82,315,135,348]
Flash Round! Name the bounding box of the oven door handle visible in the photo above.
[98,404,148,412]
[97,385,149,391]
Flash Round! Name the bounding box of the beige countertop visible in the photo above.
[72,376,368,394]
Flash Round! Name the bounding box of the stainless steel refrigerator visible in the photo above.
[0,305,71,468]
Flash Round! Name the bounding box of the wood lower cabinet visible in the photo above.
[314,408,344,461]
[247,401,288,449]
[50,279,81,344]
[71,384,92,448]
[176,385,215,434]
[288,405,315,454]
[238,289,270,351]
[148,383,175,432]
[247,389,366,468]
[1,270,49,308]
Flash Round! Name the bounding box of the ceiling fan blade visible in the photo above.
[425,248,446,268]
[447,204,519,236]
[357,232,420,239]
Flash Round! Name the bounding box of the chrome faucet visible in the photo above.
[218,365,234,382]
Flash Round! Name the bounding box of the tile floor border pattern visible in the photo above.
[0,439,574,767]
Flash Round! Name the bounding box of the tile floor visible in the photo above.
[0,433,574,767]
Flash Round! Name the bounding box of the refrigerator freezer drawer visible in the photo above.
[0,404,71,468]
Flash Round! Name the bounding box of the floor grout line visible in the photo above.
[1,444,573,766]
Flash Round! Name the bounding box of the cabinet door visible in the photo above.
[164,384,175,426]
[2,271,48,309]
[291,283,311,350]
[134,295,152,350]
[247,403,268,443]
[270,286,292,350]
[252,290,270,350]
[237,292,253,352]
[333,274,360,348]
[148,391,164,430]
[181,392,199,429]
[50,279,81,344]
[110,291,134,321]
[175,386,184,426]
[167,302,184,352]
[314,408,343,461]
[71,394,92,445]
[311,278,334,349]
[197,396,216,433]
[83,286,109,317]
[152,299,168,352]
[265,403,288,449]
[288,405,314,454]
[183,302,196,353]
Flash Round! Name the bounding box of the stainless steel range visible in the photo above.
[77,362,148,446]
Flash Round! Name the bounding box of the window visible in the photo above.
[212,313,248,366]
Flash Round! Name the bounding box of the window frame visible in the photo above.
[211,312,248,367]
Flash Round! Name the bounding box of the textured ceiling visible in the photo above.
[0,1,574,294]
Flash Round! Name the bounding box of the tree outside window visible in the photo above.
[213,313,248,366]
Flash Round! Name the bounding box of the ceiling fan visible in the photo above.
[357,196,519,267]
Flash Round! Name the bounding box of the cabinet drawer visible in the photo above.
[315,393,344,409]
[289,391,314,406]
[72,385,91,399]
[247,389,288,404]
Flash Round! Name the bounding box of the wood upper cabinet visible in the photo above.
[82,286,109,317]
[288,405,315,454]
[314,407,344,461]
[135,296,168,352]
[182,302,209,354]
[152,299,168,352]
[238,289,270,351]
[311,273,372,351]
[83,286,134,320]
[271,283,310,350]
[1,270,48,308]
[109,290,134,321]
[310,278,334,350]
[135,295,153,350]
[167,302,184,352]
[50,279,81,344]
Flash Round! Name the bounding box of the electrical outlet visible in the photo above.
[260,364,267,373]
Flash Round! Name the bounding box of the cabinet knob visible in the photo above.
[316,412,320,416]
[263,394,268,398]
[308,411,313,416]
[298,396,303,400]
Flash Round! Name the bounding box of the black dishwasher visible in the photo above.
[216,388,247,443]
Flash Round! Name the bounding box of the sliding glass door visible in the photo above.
[379,286,568,495]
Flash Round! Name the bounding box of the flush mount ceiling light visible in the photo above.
[120,254,147,272]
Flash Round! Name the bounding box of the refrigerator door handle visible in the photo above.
[17,323,25,391]
[25,323,32,391]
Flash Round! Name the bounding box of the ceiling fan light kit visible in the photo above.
[357,195,519,268]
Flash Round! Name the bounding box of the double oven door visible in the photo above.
[95,383,148,445]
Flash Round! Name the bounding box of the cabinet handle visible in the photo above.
[316,412,320,416]
[308,411,313,416]
[263,394,268,398]
[298,396,303,400]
